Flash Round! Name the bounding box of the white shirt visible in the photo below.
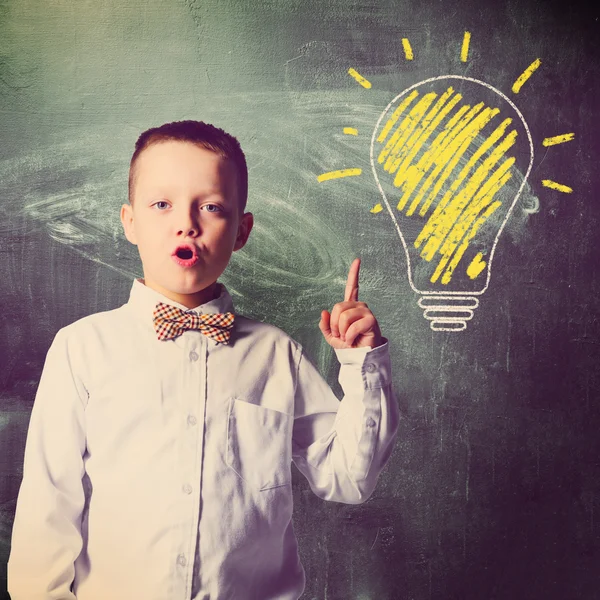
[8,280,399,600]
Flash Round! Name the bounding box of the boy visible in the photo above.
[8,121,399,599]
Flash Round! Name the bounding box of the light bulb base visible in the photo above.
[417,295,480,332]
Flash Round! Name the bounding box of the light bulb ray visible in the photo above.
[461,32,471,62]
[402,38,414,60]
[347,68,372,89]
[542,133,575,146]
[512,58,541,94]
[541,179,573,193]
[317,168,362,182]
[343,127,358,136]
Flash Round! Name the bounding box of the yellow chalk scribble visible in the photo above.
[402,38,414,61]
[370,203,384,214]
[543,133,575,146]
[461,32,471,62]
[317,168,362,183]
[377,90,419,144]
[542,179,573,193]
[375,86,518,284]
[347,68,371,89]
[466,252,487,279]
[512,58,541,93]
[437,201,501,284]
[343,127,358,136]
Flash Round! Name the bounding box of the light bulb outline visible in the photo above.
[370,74,535,297]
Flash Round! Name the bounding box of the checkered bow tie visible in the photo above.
[153,302,235,344]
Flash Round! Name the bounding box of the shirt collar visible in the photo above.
[127,279,235,328]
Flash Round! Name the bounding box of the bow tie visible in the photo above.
[153,302,235,344]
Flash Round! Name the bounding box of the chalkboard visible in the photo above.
[1,0,599,598]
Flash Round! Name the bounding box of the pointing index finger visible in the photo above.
[344,258,361,302]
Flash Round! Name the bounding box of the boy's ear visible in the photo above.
[233,212,253,251]
[120,203,138,245]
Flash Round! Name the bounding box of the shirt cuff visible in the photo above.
[334,339,392,390]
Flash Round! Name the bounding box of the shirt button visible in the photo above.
[189,351,199,362]
[177,553,187,567]
[366,417,377,428]
[182,483,193,495]
[365,362,376,373]
[187,415,197,426]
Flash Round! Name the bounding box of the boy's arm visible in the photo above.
[8,328,87,600]
[292,339,398,504]
[291,258,400,503]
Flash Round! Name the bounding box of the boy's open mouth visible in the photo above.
[172,245,199,266]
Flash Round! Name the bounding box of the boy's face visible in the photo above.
[120,140,253,308]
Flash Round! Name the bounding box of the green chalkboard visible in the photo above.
[1,0,599,598]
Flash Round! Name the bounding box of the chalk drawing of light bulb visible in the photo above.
[370,76,534,331]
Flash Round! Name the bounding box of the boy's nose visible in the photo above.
[177,211,200,237]
[178,225,199,237]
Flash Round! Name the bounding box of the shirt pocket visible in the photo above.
[226,398,292,491]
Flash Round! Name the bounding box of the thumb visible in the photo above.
[318,309,333,342]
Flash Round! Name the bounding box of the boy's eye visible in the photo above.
[203,204,222,213]
[153,201,169,210]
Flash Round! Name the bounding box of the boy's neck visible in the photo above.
[140,279,220,309]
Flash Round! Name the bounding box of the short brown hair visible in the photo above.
[128,120,248,211]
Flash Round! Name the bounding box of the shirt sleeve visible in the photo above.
[8,328,88,600]
[291,339,399,504]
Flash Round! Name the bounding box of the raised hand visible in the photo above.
[318,258,382,349]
